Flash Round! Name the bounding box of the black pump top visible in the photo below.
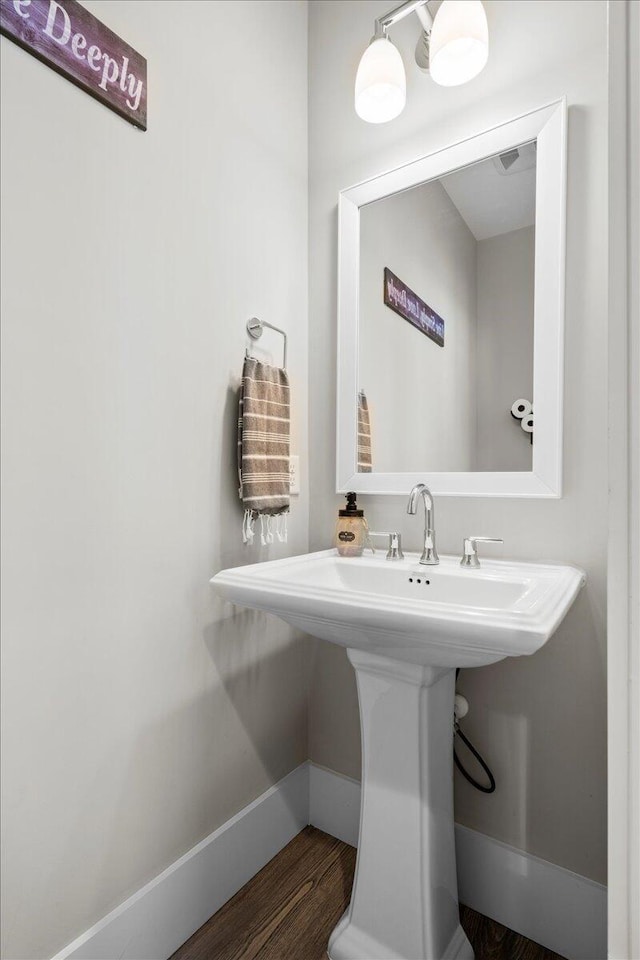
[339,492,363,517]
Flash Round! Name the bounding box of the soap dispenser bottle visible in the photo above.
[335,492,369,557]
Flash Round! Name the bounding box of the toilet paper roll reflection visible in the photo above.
[511,399,532,419]
[521,415,534,434]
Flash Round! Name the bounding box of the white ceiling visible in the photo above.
[439,144,537,241]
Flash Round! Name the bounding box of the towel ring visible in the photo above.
[246,317,287,370]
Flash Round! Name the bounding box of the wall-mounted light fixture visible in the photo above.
[354,0,489,123]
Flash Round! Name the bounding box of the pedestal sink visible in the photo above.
[211,549,585,960]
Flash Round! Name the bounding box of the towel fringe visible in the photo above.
[242,509,256,544]
[275,512,288,543]
[260,514,277,546]
[242,509,290,547]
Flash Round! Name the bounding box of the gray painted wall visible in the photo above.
[308,0,607,885]
[0,2,309,957]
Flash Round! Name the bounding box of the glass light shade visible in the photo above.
[355,37,406,124]
[429,0,489,87]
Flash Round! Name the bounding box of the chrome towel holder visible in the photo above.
[245,317,287,370]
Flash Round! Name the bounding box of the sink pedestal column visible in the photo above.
[328,649,474,960]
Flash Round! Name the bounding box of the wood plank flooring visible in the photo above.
[171,826,566,960]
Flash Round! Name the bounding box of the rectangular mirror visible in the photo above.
[337,100,567,497]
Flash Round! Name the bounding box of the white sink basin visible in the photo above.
[211,549,585,668]
[211,548,585,960]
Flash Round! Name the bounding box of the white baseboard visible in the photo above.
[51,763,309,960]
[307,763,607,960]
[454,822,607,960]
[309,762,361,846]
[51,760,606,960]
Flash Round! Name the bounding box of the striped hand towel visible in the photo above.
[357,390,372,472]
[238,356,290,544]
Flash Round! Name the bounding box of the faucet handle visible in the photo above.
[460,537,503,568]
[369,531,404,560]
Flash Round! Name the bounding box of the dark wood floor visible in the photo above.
[171,826,566,960]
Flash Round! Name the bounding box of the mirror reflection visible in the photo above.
[357,141,536,473]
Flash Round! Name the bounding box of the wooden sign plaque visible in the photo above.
[0,0,147,129]
[383,267,445,348]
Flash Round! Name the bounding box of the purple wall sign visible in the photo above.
[1,0,147,129]
[383,267,445,348]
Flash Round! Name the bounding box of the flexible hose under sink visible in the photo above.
[454,669,496,795]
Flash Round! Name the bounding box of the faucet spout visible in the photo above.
[407,483,439,565]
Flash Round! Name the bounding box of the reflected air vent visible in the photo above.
[493,141,537,176]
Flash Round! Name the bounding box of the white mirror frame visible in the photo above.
[336,99,567,497]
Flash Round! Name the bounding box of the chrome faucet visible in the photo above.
[406,483,439,565]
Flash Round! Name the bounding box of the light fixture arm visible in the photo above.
[415,3,434,32]
[374,0,433,39]
[356,0,489,123]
